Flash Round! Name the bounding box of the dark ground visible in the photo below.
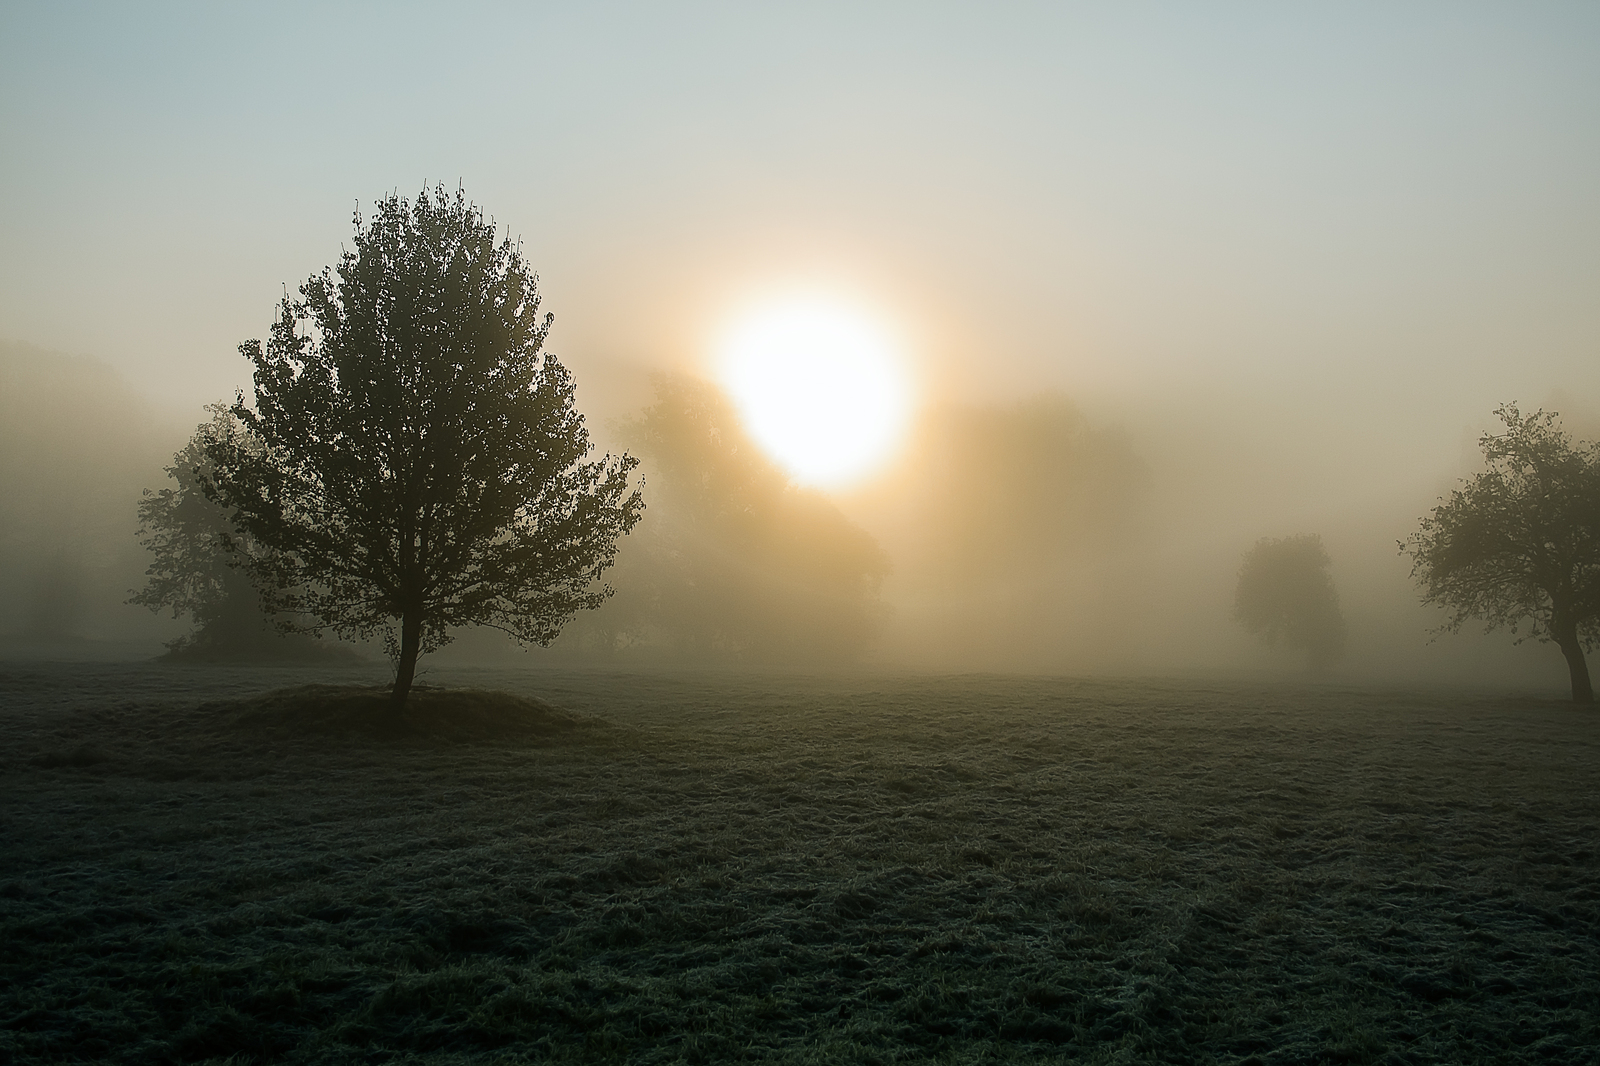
[1,662,1597,1064]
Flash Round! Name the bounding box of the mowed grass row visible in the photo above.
[1,663,1597,1064]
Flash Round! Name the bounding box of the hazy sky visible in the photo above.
[3,1,1597,472]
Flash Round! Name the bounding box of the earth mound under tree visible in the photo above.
[212,684,598,743]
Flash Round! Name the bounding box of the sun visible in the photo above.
[716,296,912,488]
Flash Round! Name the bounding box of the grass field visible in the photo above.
[2,662,1597,1064]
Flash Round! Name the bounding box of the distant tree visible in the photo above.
[832,394,1147,670]
[1234,534,1347,670]
[204,186,643,709]
[1401,405,1600,703]
[132,405,270,652]
[908,396,1145,579]
[568,375,888,660]
[131,405,335,659]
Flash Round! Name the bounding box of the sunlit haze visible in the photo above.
[2,2,1598,683]
[717,297,910,487]
[5,7,1600,1052]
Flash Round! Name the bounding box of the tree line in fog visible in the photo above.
[5,186,1596,702]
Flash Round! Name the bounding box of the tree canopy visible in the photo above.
[1233,534,1346,671]
[205,186,642,706]
[1401,404,1600,703]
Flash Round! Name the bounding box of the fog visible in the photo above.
[0,342,185,654]
[3,3,1597,690]
[0,338,1578,690]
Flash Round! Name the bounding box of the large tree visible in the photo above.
[1402,405,1600,703]
[205,186,642,708]
[1233,534,1347,671]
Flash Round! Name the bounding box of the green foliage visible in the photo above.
[1233,534,1346,670]
[571,375,888,660]
[204,186,642,696]
[1401,405,1600,702]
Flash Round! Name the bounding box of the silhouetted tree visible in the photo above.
[205,186,642,708]
[1402,405,1600,703]
[131,405,337,658]
[569,375,888,660]
[1234,534,1347,670]
[132,406,270,652]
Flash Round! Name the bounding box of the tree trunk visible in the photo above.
[392,608,423,713]
[1557,632,1594,704]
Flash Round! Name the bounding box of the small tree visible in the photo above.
[205,186,643,708]
[1401,405,1600,703]
[1234,534,1347,670]
[132,405,275,653]
[132,405,341,659]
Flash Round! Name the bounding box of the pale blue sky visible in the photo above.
[3,1,1596,472]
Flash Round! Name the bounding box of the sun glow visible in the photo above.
[716,296,912,488]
